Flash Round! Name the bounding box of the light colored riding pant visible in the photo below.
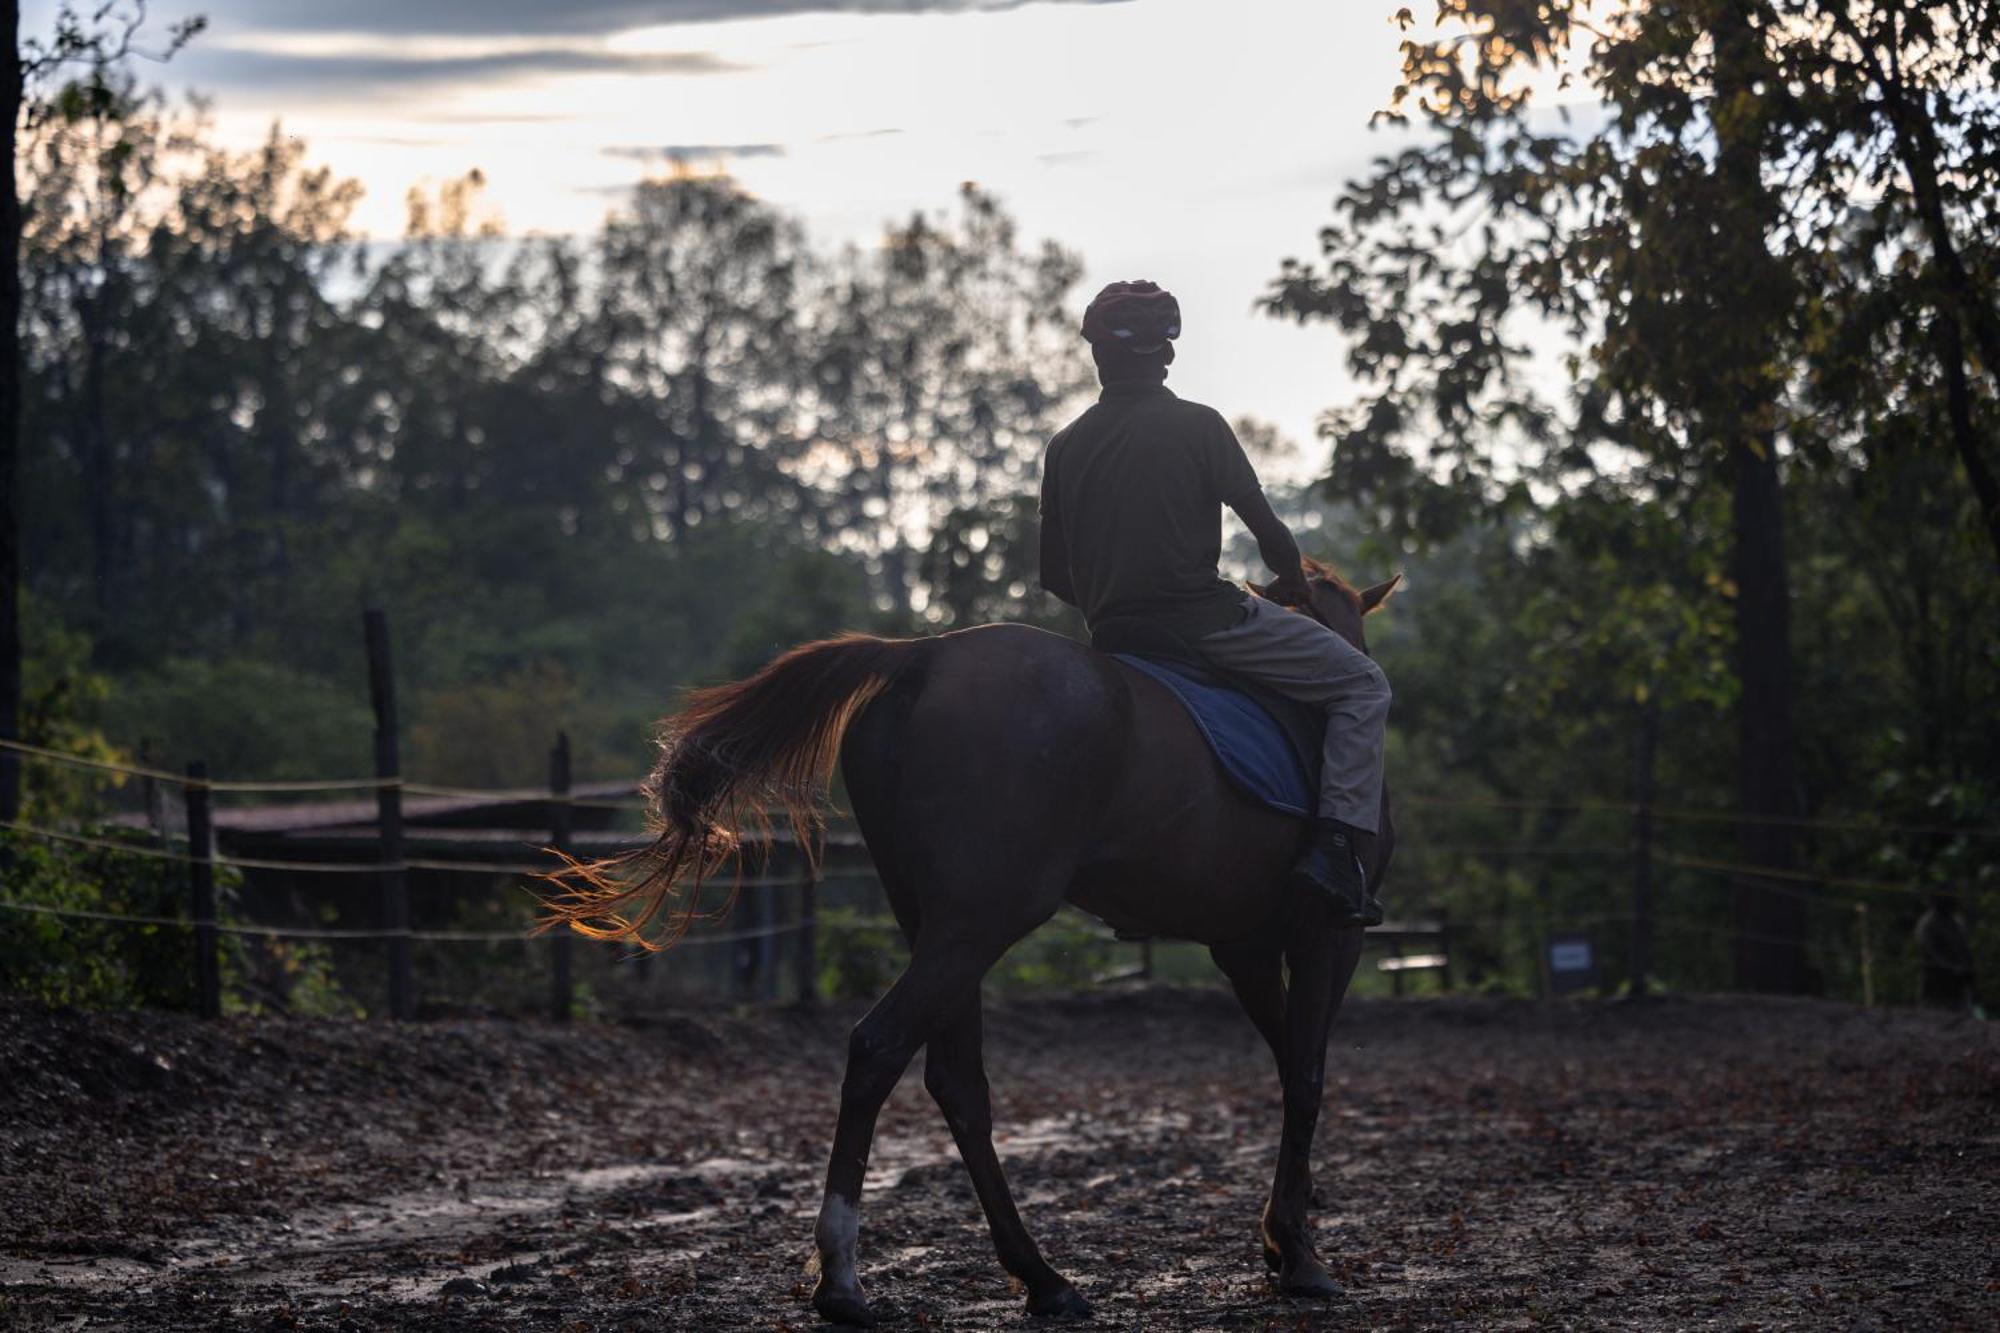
[1194,594,1390,832]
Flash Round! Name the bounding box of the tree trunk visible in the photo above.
[1,0,21,825]
[1936,311,2000,572]
[1728,438,1807,992]
[1712,3,1807,993]
[82,294,111,620]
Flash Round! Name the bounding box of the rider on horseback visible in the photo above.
[1038,280,1390,927]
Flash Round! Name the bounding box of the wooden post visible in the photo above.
[746,845,774,1003]
[1856,903,1874,1007]
[795,853,819,1009]
[364,610,413,1021]
[140,741,164,835]
[1438,906,1454,993]
[548,731,574,1024]
[185,761,221,1020]
[1139,939,1154,982]
[1630,693,1659,997]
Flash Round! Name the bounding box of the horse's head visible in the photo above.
[1251,557,1400,652]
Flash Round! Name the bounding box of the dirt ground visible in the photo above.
[1,989,1995,1332]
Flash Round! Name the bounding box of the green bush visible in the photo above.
[816,904,907,999]
[990,910,1118,991]
[0,831,355,1015]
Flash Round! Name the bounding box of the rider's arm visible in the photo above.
[1208,414,1307,601]
[1229,486,1307,600]
[1038,463,1080,608]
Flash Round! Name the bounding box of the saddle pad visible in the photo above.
[1113,654,1315,819]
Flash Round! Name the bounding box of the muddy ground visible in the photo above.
[1,989,1995,1331]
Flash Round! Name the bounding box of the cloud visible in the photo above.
[418,111,581,125]
[191,0,1135,36]
[603,142,788,162]
[175,44,746,95]
[818,127,904,142]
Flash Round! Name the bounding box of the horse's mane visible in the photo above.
[1298,556,1361,612]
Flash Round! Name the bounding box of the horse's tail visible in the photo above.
[537,634,927,950]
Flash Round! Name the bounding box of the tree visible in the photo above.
[594,175,809,543]
[1268,0,2000,991]
[3,1,198,820]
[3,0,20,826]
[803,184,1090,615]
[20,90,356,661]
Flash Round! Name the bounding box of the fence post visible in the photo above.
[185,760,221,1020]
[1438,906,1454,993]
[140,741,164,835]
[1855,902,1874,1007]
[795,853,819,1009]
[1629,692,1659,997]
[548,731,574,1024]
[364,610,413,1021]
[758,872,781,1003]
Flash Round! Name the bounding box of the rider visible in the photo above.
[1038,280,1390,926]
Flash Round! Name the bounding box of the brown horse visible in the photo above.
[544,566,1398,1326]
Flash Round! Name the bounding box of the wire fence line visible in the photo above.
[0,817,877,885]
[9,736,1997,839]
[0,815,1961,910]
[1656,850,1938,899]
[0,898,905,946]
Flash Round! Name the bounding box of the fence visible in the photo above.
[6,722,1988,1018]
[2,614,1992,1019]
[0,727,907,1017]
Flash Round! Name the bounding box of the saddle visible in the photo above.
[1093,616,1322,820]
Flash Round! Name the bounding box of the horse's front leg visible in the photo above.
[1266,897,1366,1297]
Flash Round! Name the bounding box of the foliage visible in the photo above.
[97,656,373,784]
[18,92,1090,783]
[815,904,907,1000]
[1265,0,2000,992]
[0,829,352,1015]
[408,662,591,790]
[989,910,1119,992]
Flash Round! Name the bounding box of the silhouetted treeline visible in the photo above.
[19,83,1088,778]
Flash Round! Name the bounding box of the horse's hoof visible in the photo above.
[1026,1282,1094,1320]
[1277,1257,1343,1300]
[812,1280,878,1327]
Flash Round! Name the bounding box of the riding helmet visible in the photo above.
[1080,280,1181,356]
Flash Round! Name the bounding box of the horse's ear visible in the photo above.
[1358,574,1402,615]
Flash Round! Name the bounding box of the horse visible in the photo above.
[543,563,1399,1326]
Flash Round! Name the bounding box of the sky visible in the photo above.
[26,0,1440,475]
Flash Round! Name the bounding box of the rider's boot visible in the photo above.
[1287,819,1384,927]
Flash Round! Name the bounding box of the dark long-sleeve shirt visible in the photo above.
[1039,382,1264,640]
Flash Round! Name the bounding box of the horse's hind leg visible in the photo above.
[924,998,1091,1319]
[811,925,1027,1327]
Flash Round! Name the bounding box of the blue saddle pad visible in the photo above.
[1114,654,1315,818]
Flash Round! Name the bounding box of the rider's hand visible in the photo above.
[1268,570,1311,607]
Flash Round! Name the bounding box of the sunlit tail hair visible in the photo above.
[535,634,924,951]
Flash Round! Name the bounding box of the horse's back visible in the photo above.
[841,623,1297,943]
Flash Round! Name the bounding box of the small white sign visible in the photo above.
[1550,940,1594,973]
